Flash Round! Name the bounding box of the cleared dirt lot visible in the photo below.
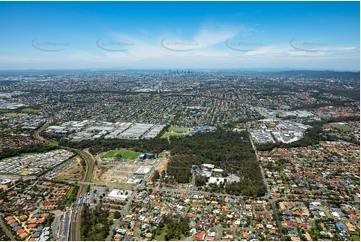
[147,158,168,182]
[156,158,169,173]
[94,159,158,184]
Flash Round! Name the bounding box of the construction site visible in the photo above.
[94,153,159,184]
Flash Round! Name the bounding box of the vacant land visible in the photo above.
[95,156,157,184]
[161,126,189,138]
[93,163,117,182]
[147,158,169,182]
[100,149,141,160]
[156,158,169,174]
[56,157,84,181]
[331,123,354,132]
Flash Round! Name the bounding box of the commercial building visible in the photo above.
[108,189,130,200]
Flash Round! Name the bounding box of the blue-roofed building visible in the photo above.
[189,126,216,136]
[10,222,18,228]
[124,235,132,241]
[289,230,299,237]
[336,222,347,232]
[13,225,21,231]
[138,153,155,161]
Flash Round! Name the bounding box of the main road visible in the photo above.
[247,126,284,240]
[33,118,282,240]
[33,120,51,142]
[69,148,95,241]
[0,214,17,241]
[33,120,95,241]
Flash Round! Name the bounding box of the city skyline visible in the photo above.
[0,1,359,71]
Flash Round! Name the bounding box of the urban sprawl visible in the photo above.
[0,70,359,241]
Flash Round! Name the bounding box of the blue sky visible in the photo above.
[0,1,359,70]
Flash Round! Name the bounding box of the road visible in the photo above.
[33,120,51,142]
[52,180,137,191]
[122,190,138,216]
[247,126,270,198]
[70,148,95,241]
[191,172,196,188]
[32,118,284,240]
[248,127,284,240]
[106,189,139,241]
[33,121,95,241]
[0,214,17,241]
[62,148,95,184]
[153,187,245,202]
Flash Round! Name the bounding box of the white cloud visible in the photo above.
[287,50,330,57]
[193,25,242,48]
[333,46,356,51]
[101,24,243,61]
[244,45,289,56]
[1,24,358,70]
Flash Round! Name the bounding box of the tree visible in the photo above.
[153,170,160,182]
[161,170,166,179]
[114,211,121,219]
[195,175,207,187]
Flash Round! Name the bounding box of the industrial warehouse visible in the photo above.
[46,121,166,141]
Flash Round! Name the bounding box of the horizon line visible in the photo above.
[0,68,359,73]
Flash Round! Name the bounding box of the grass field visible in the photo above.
[169,126,189,132]
[0,109,13,114]
[21,108,41,114]
[66,186,76,199]
[161,126,189,138]
[331,123,354,132]
[0,108,41,116]
[65,186,78,207]
[167,115,175,120]
[155,228,167,241]
[351,235,360,241]
[3,112,23,117]
[48,139,59,146]
[100,149,141,160]
[155,226,187,241]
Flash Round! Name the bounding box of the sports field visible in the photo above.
[100,149,141,160]
[21,108,41,114]
[161,126,189,138]
[0,108,41,116]
[331,123,354,132]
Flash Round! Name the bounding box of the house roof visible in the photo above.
[195,231,206,241]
